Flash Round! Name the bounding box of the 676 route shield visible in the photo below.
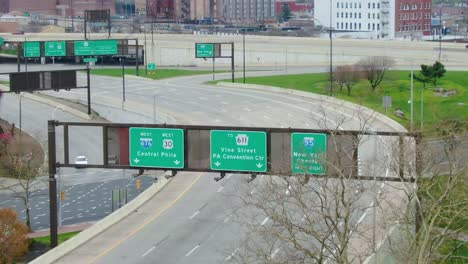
[129,128,184,169]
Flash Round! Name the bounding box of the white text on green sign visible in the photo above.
[196,43,214,58]
[24,42,41,57]
[291,133,327,175]
[45,41,66,57]
[129,128,184,169]
[210,130,267,172]
[74,40,118,56]
[147,63,156,70]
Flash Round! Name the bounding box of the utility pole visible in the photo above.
[329,0,333,96]
[438,5,442,61]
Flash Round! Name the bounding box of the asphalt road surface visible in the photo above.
[24,70,405,263]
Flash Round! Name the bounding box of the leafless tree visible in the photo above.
[356,56,394,92]
[226,110,466,264]
[226,112,397,264]
[0,148,46,230]
[377,120,468,264]
[334,65,363,96]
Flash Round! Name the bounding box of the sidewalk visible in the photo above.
[28,222,96,239]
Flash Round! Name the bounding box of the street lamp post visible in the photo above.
[313,16,334,96]
[243,30,246,84]
[19,93,24,134]
[329,0,333,96]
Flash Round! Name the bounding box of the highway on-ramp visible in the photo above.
[28,69,407,263]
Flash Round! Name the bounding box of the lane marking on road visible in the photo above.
[141,246,155,257]
[185,245,199,257]
[224,248,239,262]
[217,186,224,193]
[271,247,280,258]
[223,215,232,224]
[189,211,200,219]
[261,217,269,226]
[357,213,367,225]
[89,173,203,264]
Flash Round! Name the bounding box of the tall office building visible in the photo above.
[221,0,278,23]
[314,0,431,39]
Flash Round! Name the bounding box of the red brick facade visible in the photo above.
[395,0,432,36]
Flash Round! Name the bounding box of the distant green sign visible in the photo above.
[129,127,184,169]
[24,42,41,57]
[83,57,98,63]
[0,37,4,46]
[210,130,267,172]
[74,40,118,56]
[196,43,214,58]
[147,63,156,70]
[45,41,66,57]
[291,133,327,175]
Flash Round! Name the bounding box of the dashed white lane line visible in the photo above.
[217,186,224,193]
[141,246,155,257]
[223,215,232,223]
[189,211,200,219]
[357,213,367,225]
[261,217,269,226]
[185,245,199,257]
[271,247,280,258]
[225,248,239,262]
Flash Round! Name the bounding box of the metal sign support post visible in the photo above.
[136,39,140,76]
[231,42,235,83]
[212,56,215,81]
[48,120,58,248]
[87,67,91,115]
[121,57,126,103]
[144,25,148,75]
[84,18,87,40]
[243,32,246,84]
[16,45,20,72]
[108,15,111,38]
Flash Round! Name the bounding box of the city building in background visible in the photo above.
[220,0,278,23]
[315,0,431,39]
[146,0,176,19]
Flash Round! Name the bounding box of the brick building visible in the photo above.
[315,0,432,39]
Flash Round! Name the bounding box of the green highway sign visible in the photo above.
[74,40,118,56]
[147,63,156,70]
[210,130,267,172]
[45,41,66,57]
[196,43,214,58]
[83,57,98,63]
[291,133,327,175]
[24,42,41,57]
[129,128,184,169]
[0,37,4,46]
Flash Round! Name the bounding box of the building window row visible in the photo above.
[336,2,362,9]
[399,12,431,20]
[398,23,431,31]
[400,2,430,10]
[336,22,362,30]
[337,12,362,19]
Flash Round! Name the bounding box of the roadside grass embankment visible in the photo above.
[31,231,80,245]
[213,71,468,136]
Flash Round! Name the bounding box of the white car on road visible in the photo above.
[74,155,88,168]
